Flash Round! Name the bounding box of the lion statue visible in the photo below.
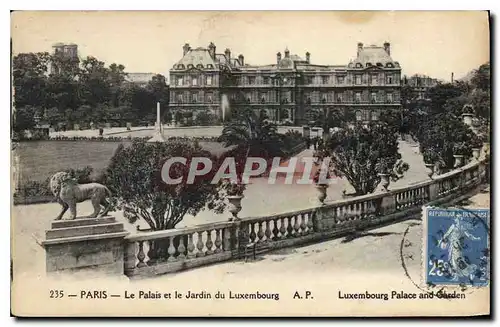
[49,171,112,220]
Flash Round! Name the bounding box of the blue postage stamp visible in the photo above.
[423,207,490,287]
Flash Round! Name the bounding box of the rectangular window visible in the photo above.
[370,75,378,85]
[251,91,258,103]
[371,92,377,103]
[337,76,345,85]
[322,76,329,85]
[387,93,393,103]
[248,76,256,85]
[206,75,212,85]
[355,75,362,85]
[177,77,183,86]
[192,93,198,103]
[336,93,343,103]
[177,93,183,103]
[192,76,198,86]
[355,92,362,103]
[263,77,269,85]
[386,75,393,84]
[312,91,319,103]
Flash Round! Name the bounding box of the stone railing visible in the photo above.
[123,157,488,279]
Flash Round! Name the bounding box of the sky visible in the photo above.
[11,11,490,82]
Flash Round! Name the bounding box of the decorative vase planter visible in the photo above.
[227,195,244,221]
[461,113,474,127]
[315,184,328,204]
[453,154,465,168]
[424,163,435,179]
[482,142,490,157]
[472,148,481,161]
[377,173,391,192]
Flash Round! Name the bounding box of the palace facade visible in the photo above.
[169,42,402,125]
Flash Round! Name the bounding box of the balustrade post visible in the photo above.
[234,221,250,257]
[379,193,396,215]
[313,206,329,232]
[124,241,138,274]
[428,182,440,201]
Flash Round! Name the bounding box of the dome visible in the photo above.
[278,57,294,69]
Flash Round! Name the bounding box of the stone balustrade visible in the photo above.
[123,157,488,279]
[124,221,234,278]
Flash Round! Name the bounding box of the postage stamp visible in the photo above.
[423,206,490,287]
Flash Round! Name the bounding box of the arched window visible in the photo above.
[187,64,194,69]
[177,64,185,70]
[356,63,363,68]
[196,64,204,69]
[386,63,394,68]
[207,64,214,69]
[371,111,379,121]
[376,62,383,67]
[366,62,372,67]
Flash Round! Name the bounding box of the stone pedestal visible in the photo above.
[303,126,310,139]
[34,216,129,276]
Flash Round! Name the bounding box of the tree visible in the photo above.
[12,52,50,109]
[416,113,475,170]
[108,63,127,107]
[105,140,226,231]
[12,105,39,137]
[425,82,464,115]
[471,62,490,92]
[319,123,409,195]
[194,111,218,126]
[78,56,112,107]
[220,107,284,163]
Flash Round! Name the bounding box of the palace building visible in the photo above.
[169,42,402,125]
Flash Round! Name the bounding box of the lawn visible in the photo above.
[13,140,229,186]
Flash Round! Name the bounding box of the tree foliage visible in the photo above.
[317,123,409,195]
[12,51,170,136]
[220,107,284,160]
[417,113,477,170]
[105,140,226,230]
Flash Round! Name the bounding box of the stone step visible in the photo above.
[46,222,125,240]
[51,216,116,229]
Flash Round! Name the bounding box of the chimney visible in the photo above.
[208,42,216,59]
[384,42,391,56]
[277,52,282,64]
[357,42,363,56]
[238,54,244,66]
[224,48,231,62]
[183,43,190,56]
[451,72,454,83]
[305,52,310,64]
[284,47,290,58]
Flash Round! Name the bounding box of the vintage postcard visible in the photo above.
[10,10,491,317]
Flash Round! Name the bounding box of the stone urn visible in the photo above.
[453,154,465,168]
[377,173,391,192]
[482,142,490,157]
[315,184,328,205]
[424,163,435,179]
[461,112,474,127]
[227,195,244,221]
[472,148,481,161]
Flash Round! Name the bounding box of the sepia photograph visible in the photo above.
[10,10,491,317]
